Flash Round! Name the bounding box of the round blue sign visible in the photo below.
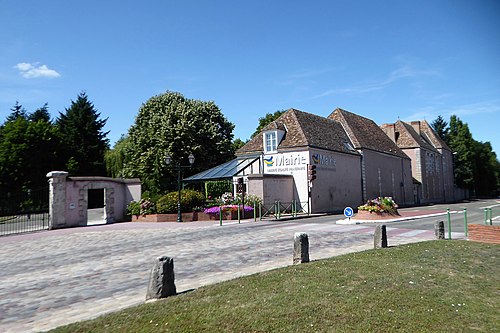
[344,207,354,218]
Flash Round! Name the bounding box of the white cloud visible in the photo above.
[403,101,500,121]
[14,62,61,79]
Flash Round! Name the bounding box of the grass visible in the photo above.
[51,241,499,332]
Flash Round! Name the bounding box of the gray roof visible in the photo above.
[184,156,259,182]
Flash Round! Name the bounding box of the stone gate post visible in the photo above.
[46,171,68,230]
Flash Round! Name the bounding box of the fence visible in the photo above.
[0,186,49,236]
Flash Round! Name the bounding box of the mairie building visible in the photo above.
[185,108,458,213]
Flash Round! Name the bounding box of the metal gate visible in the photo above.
[0,186,49,237]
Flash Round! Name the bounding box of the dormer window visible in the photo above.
[264,131,278,153]
[263,127,285,153]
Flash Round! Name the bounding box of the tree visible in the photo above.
[6,101,27,122]
[56,92,109,176]
[28,103,51,123]
[122,91,235,194]
[0,115,62,211]
[105,135,130,178]
[472,141,500,197]
[447,115,475,191]
[232,138,247,153]
[251,110,286,138]
[430,115,448,143]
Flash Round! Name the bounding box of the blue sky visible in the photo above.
[1,0,499,154]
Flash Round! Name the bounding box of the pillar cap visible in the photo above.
[46,171,69,178]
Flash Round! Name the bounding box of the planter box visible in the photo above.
[468,224,500,244]
[355,210,400,220]
[131,211,241,222]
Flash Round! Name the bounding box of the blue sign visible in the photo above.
[344,207,354,218]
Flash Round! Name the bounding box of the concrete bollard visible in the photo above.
[146,256,176,301]
[293,232,310,264]
[434,221,445,240]
[374,224,388,248]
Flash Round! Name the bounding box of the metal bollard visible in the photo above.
[447,208,452,240]
[463,208,468,237]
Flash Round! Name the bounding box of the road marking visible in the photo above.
[480,204,500,209]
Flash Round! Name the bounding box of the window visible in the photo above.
[264,131,277,153]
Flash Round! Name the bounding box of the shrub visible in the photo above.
[127,198,156,216]
[156,189,205,213]
[234,193,262,205]
[205,180,232,199]
[358,196,399,215]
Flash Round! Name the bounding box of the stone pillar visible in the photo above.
[374,224,388,248]
[434,221,445,240]
[146,256,176,301]
[46,171,69,230]
[293,232,310,264]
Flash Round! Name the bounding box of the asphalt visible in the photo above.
[0,212,465,333]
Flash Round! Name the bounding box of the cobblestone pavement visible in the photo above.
[0,217,462,332]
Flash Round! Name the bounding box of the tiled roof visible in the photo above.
[420,120,451,151]
[236,108,359,155]
[328,108,409,159]
[397,120,437,151]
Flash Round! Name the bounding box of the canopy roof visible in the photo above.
[184,156,259,182]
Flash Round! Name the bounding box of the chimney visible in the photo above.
[411,121,421,135]
[381,123,396,143]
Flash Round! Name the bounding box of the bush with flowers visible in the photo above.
[203,192,262,217]
[127,198,156,217]
[357,196,399,215]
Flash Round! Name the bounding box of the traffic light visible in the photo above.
[308,164,317,181]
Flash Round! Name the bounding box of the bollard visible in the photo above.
[237,203,241,223]
[374,224,388,248]
[488,208,493,225]
[293,232,310,264]
[277,201,281,219]
[434,221,445,240]
[259,202,262,221]
[447,208,452,240]
[146,256,176,301]
[484,208,488,225]
[463,208,468,237]
[219,206,222,226]
[253,202,257,222]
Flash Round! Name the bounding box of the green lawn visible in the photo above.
[52,241,499,333]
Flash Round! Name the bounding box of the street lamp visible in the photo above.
[165,153,195,222]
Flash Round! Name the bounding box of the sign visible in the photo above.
[343,207,354,218]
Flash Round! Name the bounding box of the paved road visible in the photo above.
[0,212,462,333]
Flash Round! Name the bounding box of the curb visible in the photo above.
[336,211,460,225]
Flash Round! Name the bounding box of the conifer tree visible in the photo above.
[56,92,109,176]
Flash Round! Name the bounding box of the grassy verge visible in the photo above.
[52,241,499,332]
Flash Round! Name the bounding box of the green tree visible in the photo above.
[473,141,500,197]
[0,114,62,211]
[28,103,51,123]
[430,115,448,143]
[251,110,286,138]
[6,101,27,122]
[122,91,235,194]
[105,135,130,178]
[232,138,247,153]
[447,115,475,191]
[56,92,109,176]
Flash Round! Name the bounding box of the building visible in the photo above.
[380,120,455,203]
[185,108,457,212]
[328,109,414,206]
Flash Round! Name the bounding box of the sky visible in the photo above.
[1,0,499,155]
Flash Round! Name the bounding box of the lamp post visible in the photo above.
[165,153,195,222]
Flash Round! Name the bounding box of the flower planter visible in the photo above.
[131,211,240,222]
[355,210,400,221]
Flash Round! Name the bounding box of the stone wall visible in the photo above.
[47,171,141,229]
